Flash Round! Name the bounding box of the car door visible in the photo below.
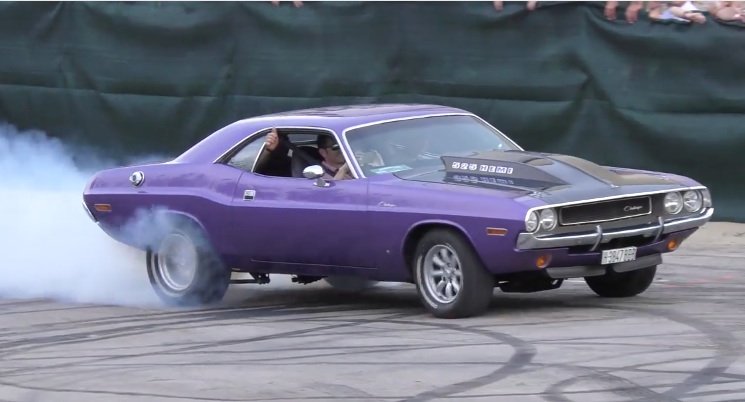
[224,128,374,274]
[232,173,372,272]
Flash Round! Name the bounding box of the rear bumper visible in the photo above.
[82,200,99,223]
[516,208,713,251]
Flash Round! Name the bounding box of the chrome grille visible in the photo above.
[559,196,653,226]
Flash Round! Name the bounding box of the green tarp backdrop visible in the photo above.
[0,1,743,221]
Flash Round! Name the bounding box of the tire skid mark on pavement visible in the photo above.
[288,317,539,402]
[607,305,743,399]
[541,372,684,402]
[0,310,419,401]
[0,305,413,373]
[0,309,530,401]
[509,303,742,402]
[0,303,108,315]
[537,301,744,401]
[657,274,737,288]
[0,244,743,401]
[0,299,410,352]
[287,315,704,402]
[0,287,418,336]
[0,304,295,357]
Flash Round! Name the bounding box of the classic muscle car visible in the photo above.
[82,104,713,318]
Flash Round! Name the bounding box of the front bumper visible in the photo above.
[516,207,714,251]
[544,253,662,279]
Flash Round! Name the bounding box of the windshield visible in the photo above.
[344,114,521,176]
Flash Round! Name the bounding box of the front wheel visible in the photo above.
[584,265,657,298]
[413,229,495,319]
[146,219,230,307]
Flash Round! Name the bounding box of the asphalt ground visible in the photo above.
[1,222,744,402]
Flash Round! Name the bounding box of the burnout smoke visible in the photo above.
[0,122,165,307]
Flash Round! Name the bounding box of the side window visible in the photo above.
[223,128,344,178]
[226,134,268,172]
[282,131,339,178]
[285,131,331,163]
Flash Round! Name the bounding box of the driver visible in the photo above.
[262,129,352,180]
[316,135,354,180]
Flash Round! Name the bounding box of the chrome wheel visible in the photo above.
[423,244,463,304]
[146,216,231,307]
[156,233,198,293]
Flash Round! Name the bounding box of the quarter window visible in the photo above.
[226,134,268,172]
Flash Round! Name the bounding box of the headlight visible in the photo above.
[539,208,557,231]
[664,192,683,214]
[701,188,712,208]
[683,190,702,212]
[525,211,539,232]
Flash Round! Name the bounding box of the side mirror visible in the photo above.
[302,165,324,179]
[302,165,330,187]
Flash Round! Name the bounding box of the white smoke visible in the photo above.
[0,122,169,307]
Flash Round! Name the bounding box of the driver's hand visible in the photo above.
[265,129,279,151]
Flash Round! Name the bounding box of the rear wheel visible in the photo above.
[584,265,657,298]
[146,218,230,306]
[412,229,495,319]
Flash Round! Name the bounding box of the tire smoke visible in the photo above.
[0,122,167,307]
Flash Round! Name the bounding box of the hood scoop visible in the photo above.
[440,151,569,190]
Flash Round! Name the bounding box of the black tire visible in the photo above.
[584,265,657,298]
[146,217,230,307]
[323,276,378,292]
[412,228,495,319]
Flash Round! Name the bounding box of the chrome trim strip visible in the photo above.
[212,126,265,164]
[516,231,599,250]
[82,200,98,223]
[558,196,653,226]
[213,125,360,179]
[516,208,713,250]
[340,112,525,179]
[652,216,665,243]
[589,225,602,252]
[600,223,660,241]
[661,207,714,234]
[524,186,708,223]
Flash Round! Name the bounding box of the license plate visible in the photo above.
[601,247,637,265]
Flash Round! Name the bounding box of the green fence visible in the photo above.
[0,1,743,221]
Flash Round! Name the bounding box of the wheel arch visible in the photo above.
[402,220,477,275]
[157,209,208,232]
[138,208,216,253]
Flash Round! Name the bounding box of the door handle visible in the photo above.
[243,189,256,201]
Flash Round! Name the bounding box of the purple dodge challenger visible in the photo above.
[82,104,713,318]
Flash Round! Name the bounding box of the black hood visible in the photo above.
[394,150,686,203]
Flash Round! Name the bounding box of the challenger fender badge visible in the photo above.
[130,171,145,187]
